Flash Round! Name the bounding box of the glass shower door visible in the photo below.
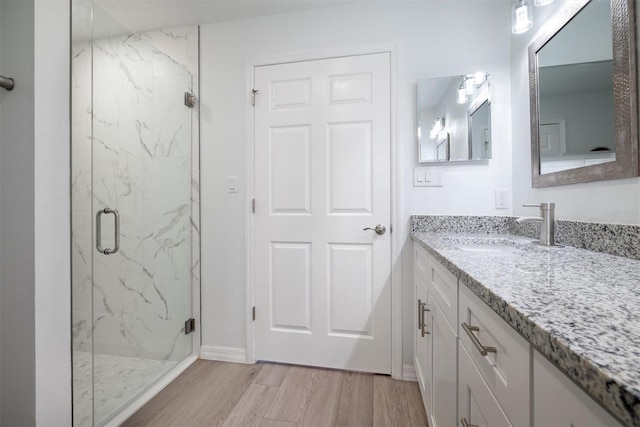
[72,2,197,425]
[90,18,194,427]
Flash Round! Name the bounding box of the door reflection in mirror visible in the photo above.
[533,0,619,175]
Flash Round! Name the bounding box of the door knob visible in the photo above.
[363,224,386,235]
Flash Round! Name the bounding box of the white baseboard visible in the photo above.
[403,364,417,382]
[200,345,248,363]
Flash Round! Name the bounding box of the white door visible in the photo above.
[539,119,566,156]
[253,53,391,373]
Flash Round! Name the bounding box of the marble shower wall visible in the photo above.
[71,25,200,361]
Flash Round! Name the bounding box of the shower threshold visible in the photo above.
[73,351,185,426]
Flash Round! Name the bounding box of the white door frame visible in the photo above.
[244,44,402,379]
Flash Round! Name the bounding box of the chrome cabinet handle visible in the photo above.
[96,208,120,255]
[461,418,478,427]
[421,305,430,337]
[363,224,386,235]
[462,322,496,356]
[418,299,424,330]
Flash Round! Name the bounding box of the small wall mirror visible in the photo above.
[417,73,491,163]
[528,0,638,187]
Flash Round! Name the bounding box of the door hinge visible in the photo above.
[184,92,196,108]
[252,198,256,213]
[252,306,256,321]
[251,89,259,107]
[184,318,195,335]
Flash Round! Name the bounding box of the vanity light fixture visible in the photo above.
[512,0,533,34]
[534,0,553,6]
[472,72,488,86]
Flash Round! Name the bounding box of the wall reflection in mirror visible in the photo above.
[535,0,616,175]
[417,73,491,162]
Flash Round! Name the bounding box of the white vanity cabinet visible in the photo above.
[414,243,458,427]
[413,239,623,427]
[533,350,623,427]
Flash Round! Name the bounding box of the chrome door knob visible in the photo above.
[363,224,386,235]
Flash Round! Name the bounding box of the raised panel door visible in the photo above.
[254,53,391,373]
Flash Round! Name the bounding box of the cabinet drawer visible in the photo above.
[414,242,430,286]
[459,342,512,427]
[533,350,622,427]
[459,284,530,427]
[427,253,458,331]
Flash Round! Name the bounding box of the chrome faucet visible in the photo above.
[516,203,556,246]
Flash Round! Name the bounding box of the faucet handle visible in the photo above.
[523,202,555,210]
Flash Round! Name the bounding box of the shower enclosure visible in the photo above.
[71,2,200,425]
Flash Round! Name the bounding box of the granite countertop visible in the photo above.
[411,231,640,427]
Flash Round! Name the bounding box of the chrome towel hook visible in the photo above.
[0,76,15,91]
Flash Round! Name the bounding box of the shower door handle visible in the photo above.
[96,208,120,255]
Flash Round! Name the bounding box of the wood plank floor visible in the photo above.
[123,360,429,427]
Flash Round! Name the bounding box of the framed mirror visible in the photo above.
[417,73,491,163]
[528,0,638,187]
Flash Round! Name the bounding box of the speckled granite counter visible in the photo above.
[411,229,640,426]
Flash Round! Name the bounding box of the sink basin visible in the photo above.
[441,236,529,253]
[455,243,519,253]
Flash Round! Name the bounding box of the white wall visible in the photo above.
[1,0,36,423]
[34,0,71,422]
[511,0,640,225]
[200,2,512,365]
[0,1,3,418]
[0,0,71,424]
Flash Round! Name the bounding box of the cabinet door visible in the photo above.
[459,284,530,426]
[533,351,622,427]
[431,298,457,427]
[428,253,458,331]
[415,280,432,416]
[459,343,513,427]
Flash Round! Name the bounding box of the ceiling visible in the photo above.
[95,0,357,33]
[93,0,506,34]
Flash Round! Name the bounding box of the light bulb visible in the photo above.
[512,0,533,34]
[457,86,468,104]
[464,77,474,95]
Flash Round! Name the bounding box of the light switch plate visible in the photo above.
[227,176,238,193]
[413,167,443,187]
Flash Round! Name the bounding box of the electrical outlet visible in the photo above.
[495,189,509,209]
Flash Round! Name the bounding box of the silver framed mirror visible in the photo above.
[528,0,638,187]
